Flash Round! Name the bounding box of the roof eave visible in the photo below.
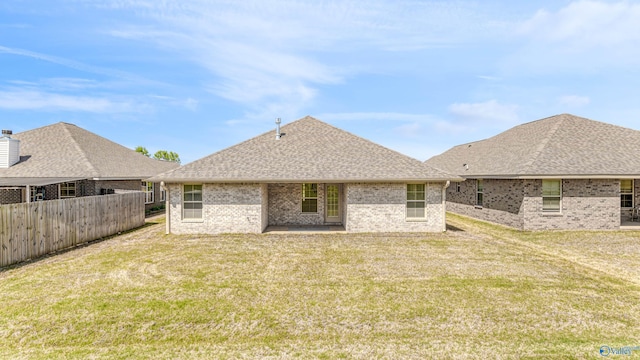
[149,177,461,183]
[452,174,640,180]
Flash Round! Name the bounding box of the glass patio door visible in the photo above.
[325,184,341,223]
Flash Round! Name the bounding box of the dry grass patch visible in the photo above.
[0,216,638,359]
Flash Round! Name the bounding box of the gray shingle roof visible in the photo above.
[0,122,179,183]
[425,113,640,178]
[151,116,459,183]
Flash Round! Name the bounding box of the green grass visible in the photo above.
[0,215,639,359]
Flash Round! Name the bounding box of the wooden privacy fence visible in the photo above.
[0,192,145,267]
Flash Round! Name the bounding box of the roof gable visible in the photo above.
[0,122,179,180]
[153,116,457,182]
[426,114,640,178]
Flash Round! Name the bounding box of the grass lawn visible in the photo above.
[0,214,639,359]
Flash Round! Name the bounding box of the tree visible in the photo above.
[154,150,181,164]
[135,146,150,157]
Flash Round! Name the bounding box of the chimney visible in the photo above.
[0,130,20,168]
[275,118,282,140]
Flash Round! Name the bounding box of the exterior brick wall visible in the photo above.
[345,182,446,232]
[167,183,266,234]
[446,178,621,230]
[268,183,325,226]
[166,182,447,234]
[522,179,619,230]
[0,188,22,204]
[446,179,524,229]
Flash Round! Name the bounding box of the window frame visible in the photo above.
[301,183,318,213]
[476,179,483,207]
[406,183,426,219]
[183,184,203,220]
[542,179,562,212]
[160,187,166,202]
[621,179,634,209]
[59,181,76,199]
[142,181,154,204]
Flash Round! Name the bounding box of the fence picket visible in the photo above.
[0,193,145,267]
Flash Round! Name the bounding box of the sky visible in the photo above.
[1,0,640,164]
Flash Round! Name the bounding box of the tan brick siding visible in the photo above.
[447,178,621,230]
[345,182,446,232]
[446,179,524,229]
[168,183,265,234]
[267,183,325,226]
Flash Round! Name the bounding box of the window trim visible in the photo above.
[621,179,634,209]
[542,179,562,213]
[301,183,318,213]
[142,181,154,204]
[182,184,203,221]
[406,183,426,219]
[160,187,166,202]
[476,179,483,207]
[59,181,76,199]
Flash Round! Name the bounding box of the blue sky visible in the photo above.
[1,0,640,164]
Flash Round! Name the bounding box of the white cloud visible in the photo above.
[519,1,640,46]
[0,45,154,84]
[558,95,590,107]
[448,100,519,123]
[102,1,507,113]
[0,90,149,113]
[510,1,640,72]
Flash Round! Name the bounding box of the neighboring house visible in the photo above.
[425,113,640,230]
[0,122,179,209]
[149,116,460,234]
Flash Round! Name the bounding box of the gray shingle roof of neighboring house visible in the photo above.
[150,116,460,183]
[0,122,179,185]
[425,113,640,178]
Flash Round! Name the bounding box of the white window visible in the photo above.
[542,179,561,212]
[142,182,154,204]
[301,183,318,213]
[476,179,483,207]
[406,184,426,218]
[621,180,634,208]
[59,182,76,198]
[183,184,203,219]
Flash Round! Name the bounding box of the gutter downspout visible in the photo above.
[161,181,170,235]
[443,181,450,232]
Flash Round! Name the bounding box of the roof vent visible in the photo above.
[0,130,20,168]
[275,118,282,140]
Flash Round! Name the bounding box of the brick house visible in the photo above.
[0,122,179,210]
[149,116,460,234]
[425,114,640,230]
